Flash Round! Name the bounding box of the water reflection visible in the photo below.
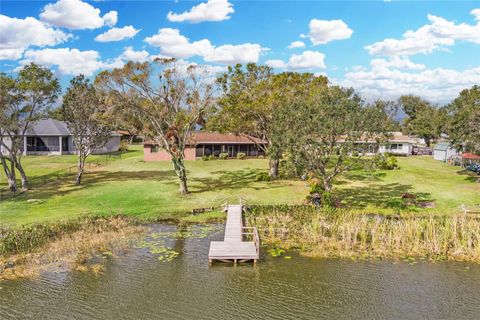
[1,224,479,320]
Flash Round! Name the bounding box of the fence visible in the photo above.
[0,151,123,201]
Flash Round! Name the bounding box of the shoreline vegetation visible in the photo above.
[245,205,480,263]
[2,204,480,281]
[0,217,145,280]
[0,212,225,280]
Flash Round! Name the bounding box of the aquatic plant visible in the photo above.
[245,205,480,263]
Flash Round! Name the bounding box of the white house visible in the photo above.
[0,118,121,156]
[433,142,459,162]
[353,132,422,156]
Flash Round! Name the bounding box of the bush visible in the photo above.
[373,153,398,170]
[237,152,246,160]
[202,155,209,161]
[219,153,229,160]
[119,140,129,152]
[208,155,216,160]
[255,172,271,181]
[258,155,265,159]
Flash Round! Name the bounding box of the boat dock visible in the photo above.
[208,203,259,265]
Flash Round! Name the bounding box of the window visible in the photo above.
[151,145,159,153]
[389,144,403,150]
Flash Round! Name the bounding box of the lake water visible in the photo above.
[1,224,479,320]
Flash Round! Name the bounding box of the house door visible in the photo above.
[227,145,234,157]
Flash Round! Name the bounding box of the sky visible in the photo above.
[1,0,479,103]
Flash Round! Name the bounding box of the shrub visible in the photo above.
[255,172,271,181]
[201,155,209,161]
[219,153,229,160]
[258,155,265,159]
[119,140,129,152]
[208,155,216,160]
[237,152,246,160]
[373,153,398,170]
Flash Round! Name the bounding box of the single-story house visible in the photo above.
[0,118,121,156]
[143,132,267,161]
[433,142,459,162]
[352,132,422,156]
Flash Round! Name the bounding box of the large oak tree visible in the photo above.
[95,59,214,194]
[0,63,60,191]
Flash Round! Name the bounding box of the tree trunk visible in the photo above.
[268,158,280,179]
[15,160,29,190]
[1,157,17,192]
[172,156,189,195]
[424,137,431,147]
[76,155,85,185]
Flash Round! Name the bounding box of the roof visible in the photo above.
[462,153,480,160]
[25,118,121,137]
[343,132,420,144]
[26,118,70,136]
[144,132,267,146]
[434,142,451,151]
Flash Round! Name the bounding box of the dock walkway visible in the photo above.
[208,204,259,265]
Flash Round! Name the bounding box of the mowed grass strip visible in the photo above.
[1,147,478,226]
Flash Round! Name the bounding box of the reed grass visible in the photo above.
[245,205,480,262]
[0,216,145,280]
[0,216,141,257]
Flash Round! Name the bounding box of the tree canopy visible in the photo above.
[95,58,214,194]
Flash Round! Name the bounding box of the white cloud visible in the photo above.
[0,15,71,60]
[0,48,24,60]
[265,59,286,68]
[370,57,425,70]
[167,0,234,23]
[342,61,480,103]
[302,19,353,45]
[119,46,151,62]
[472,8,480,21]
[95,26,140,42]
[365,11,480,56]
[288,41,305,49]
[40,0,118,30]
[204,43,263,64]
[266,50,326,70]
[144,28,263,64]
[287,50,326,69]
[18,48,122,76]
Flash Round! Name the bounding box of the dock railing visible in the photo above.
[241,226,260,258]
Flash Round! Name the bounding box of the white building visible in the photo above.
[433,142,459,162]
[0,118,121,156]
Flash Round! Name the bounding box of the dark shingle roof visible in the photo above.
[24,118,121,137]
[26,119,70,136]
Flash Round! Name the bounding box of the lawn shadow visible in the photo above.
[4,170,177,202]
[188,168,283,194]
[455,169,480,183]
[336,182,432,210]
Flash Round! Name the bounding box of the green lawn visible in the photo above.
[0,146,307,226]
[338,156,479,214]
[0,147,478,226]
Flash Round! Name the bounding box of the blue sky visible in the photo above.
[1,0,479,103]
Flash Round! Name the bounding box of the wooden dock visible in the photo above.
[208,203,259,265]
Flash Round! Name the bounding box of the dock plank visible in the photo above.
[208,204,259,264]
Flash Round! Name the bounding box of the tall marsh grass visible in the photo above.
[245,205,480,262]
[0,216,139,257]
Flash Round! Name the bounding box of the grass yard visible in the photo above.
[338,156,479,214]
[0,147,479,226]
[0,146,307,226]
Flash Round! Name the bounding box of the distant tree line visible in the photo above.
[1,62,478,197]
